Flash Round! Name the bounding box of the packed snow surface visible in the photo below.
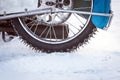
[0,0,120,80]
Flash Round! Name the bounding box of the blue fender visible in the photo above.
[92,0,111,29]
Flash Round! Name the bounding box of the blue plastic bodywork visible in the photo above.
[92,0,111,29]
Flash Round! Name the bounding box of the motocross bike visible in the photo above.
[0,0,113,53]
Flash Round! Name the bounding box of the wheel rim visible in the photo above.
[18,0,93,44]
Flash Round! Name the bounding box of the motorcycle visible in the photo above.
[0,0,113,53]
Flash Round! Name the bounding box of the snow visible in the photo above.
[0,0,120,80]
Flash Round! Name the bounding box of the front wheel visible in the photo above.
[13,0,97,53]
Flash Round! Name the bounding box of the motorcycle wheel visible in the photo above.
[13,0,97,53]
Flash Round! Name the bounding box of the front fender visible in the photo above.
[92,0,111,29]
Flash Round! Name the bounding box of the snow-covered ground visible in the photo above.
[0,0,120,80]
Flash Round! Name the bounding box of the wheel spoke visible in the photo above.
[33,23,39,34]
[73,13,85,26]
[29,22,36,30]
[26,20,36,26]
[69,28,76,35]
[39,26,48,37]
[66,21,80,31]
[51,25,57,40]
[45,26,51,38]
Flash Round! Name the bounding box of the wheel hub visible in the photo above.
[37,0,73,25]
[46,1,55,6]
